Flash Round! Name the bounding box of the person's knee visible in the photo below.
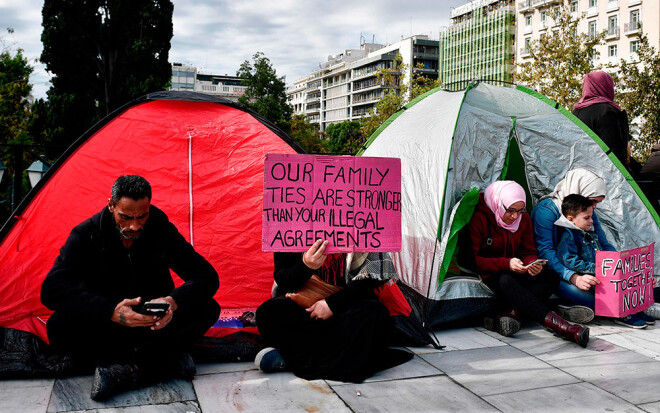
[497,272,518,290]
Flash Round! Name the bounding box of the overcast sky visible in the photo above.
[1,0,466,99]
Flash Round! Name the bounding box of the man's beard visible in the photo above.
[116,225,143,240]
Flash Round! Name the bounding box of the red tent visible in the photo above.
[0,92,303,343]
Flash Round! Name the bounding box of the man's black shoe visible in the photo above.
[173,352,196,380]
[90,363,145,401]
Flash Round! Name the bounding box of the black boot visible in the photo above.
[90,363,146,401]
[543,311,590,348]
[484,309,521,337]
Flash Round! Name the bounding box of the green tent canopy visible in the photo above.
[359,82,660,326]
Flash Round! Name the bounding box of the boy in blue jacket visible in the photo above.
[555,194,652,328]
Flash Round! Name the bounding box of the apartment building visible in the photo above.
[286,35,439,131]
[516,0,659,67]
[170,63,247,102]
[438,0,516,90]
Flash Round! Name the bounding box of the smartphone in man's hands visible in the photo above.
[135,302,169,316]
[525,259,547,267]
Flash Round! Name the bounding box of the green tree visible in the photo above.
[289,114,326,154]
[617,35,660,162]
[237,52,292,132]
[39,0,173,155]
[515,6,605,110]
[325,121,364,155]
[0,29,34,222]
[360,55,441,138]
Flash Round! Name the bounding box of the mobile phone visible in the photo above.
[137,302,169,316]
[526,259,547,267]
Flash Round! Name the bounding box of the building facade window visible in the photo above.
[588,20,598,38]
[525,14,532,27]
[589,0,597,7]
[570,0,578,12]
[540,11,547,27]
[608,15,618,35]
[630,40,640,53]
[629,9,640,28]
[608,44,618,57]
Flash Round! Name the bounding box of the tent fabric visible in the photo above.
[0,92,302,343]
[360,82,660,325]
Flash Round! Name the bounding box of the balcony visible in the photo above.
[518,0,533,12]
[624,21,642,35]
[605,26,620,40]
[606,0,619,11]
[533,0,559,8]
[628,0,641,5]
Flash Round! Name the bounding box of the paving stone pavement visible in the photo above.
[3,317,660,412]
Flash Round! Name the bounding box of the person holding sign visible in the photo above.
[555,194,653,328]
[531,168,615,323]
[464,181,589,347]
[254,241,413,383]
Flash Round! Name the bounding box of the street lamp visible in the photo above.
[27,159,49,189]
[0,160,6,183]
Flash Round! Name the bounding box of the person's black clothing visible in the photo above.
[640,143,660,179]
[483,270,557,324]
[41,205,220,366]
[257,252,411,383]
[573,103,630,168]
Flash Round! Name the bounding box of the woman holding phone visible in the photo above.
[464,181,589,347]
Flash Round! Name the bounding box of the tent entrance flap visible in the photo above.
[436,187,480,287]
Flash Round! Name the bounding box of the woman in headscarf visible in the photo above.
[254,241,413,382]
[465,181,589,347]
[573,71,630,169]
[531,168,653,328]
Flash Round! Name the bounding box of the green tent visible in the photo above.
[359,82,660,326]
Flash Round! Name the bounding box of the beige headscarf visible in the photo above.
[544,168,607,209]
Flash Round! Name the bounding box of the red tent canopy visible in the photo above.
[0,92,302,343]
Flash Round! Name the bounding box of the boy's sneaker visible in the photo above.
[644,303,660,320]
[254,347,288,373]
[636,311,656,325]
[614,315,648,329]
[556,305,595,324]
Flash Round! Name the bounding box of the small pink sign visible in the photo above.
[262,154,401,253]
[595,243,655,318]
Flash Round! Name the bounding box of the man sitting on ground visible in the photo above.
[41,175,220,400]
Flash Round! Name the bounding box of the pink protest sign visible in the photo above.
[262,154,401,253]
[594,243,655,317]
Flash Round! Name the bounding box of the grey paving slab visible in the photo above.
[421,345,580,396]
[0,378,53,413]
[549,349,660,405]
[486,325,628,362]
[408,327,506,354]
[47,375,195,412]
[483,381,644,413]
[327,354,443,385]
[638,401,660,412]
[195,361,257,376]
[194,370,351,412]
[66,401,201,413]
[331,375,498,413]
[597,328,660,361]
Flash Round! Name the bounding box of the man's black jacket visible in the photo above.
[41,205,219,323]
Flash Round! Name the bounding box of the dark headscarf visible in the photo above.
[574,71,621,111]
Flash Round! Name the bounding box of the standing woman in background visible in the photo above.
[573,71,631,170]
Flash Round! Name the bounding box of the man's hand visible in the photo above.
[509,258,527,274]
[306,299,333,320]
[147,296,177,331]
[569,273,600,291]
[111,297,158,328]
[303,239,329,270]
